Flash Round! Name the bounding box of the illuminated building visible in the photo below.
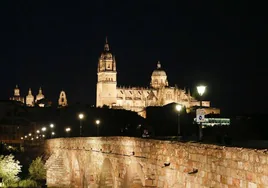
[96,38,218,114]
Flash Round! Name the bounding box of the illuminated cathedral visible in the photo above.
[96,38,218,115]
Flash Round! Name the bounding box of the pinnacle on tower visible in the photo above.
[104,36,109,51]
[28,88,32,95]
[157,61,161,69]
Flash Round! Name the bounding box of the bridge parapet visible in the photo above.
[45,137,268,187]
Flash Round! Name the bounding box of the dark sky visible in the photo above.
[0,1,266,115]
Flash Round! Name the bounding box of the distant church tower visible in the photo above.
[96,37,117,107]
[36,87,45,102]
[58,90,68,107]
[10,85,24,103]
[26,88,34,106]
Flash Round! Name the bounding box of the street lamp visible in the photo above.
[175,104,182,140]
[50,124,54,128]
[78,113,84,137]
[95,119,100,136]
[197,85,206,141]
[65,127,71,137]
[41,127,46,132]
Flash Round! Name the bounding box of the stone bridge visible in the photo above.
[44,137,268,188]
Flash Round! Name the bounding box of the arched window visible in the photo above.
[166,92,172,100]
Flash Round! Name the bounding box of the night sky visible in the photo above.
[0,1,266,115]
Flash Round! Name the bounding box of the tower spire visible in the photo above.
[157,61,161,69]
[104,36,109,51]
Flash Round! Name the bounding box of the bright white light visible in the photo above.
[96,119,100,125]
[79,113,84,119]
[28,133,32,136]
[176,104,182,112]
[51,132,55,135]
[31,138,34,140]
[65,128,71,132]
[42,135,45,138]
[21,137,23,140]
[36,130,40,133]
[41,127,46,131]
[36,136,39,139]
[25,135,27,138]
[197,85,206,96]
[50,124,54,128]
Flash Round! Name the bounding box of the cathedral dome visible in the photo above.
[151,61,167,76]
[150,61,169,89]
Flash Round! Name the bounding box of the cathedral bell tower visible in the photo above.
[96,37,117,107]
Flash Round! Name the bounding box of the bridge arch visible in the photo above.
[69,151,82,187]
[99,158,115,187]
[122,162,145,188]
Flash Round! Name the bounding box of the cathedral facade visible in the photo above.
[96,39,211,113]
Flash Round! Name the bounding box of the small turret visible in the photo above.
[58,90,68,107]
[26,88,34,106]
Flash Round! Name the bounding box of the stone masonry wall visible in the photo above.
[44,137,268,188]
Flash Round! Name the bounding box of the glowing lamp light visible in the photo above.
[65,127,71,132]
[197,85,206,96]
[175,104,182,112]
[96,120,100,125]
[79,113,84,120]
[21,137,23,140]
[50,124,54,128]
[25,135,27,138]
[41,127,46,131]
[42,135,45,138]
[52,132,55,135]
[28,133,32,136]
[36,130,40,133]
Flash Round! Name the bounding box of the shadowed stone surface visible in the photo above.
[45,137,268,187]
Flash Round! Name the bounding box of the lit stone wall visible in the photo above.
[45,137,268,188]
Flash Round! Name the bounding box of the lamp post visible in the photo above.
[175,104,182,140]
[78,113,84,137]
[197,85,206,141]
[65,127,71,137]
[95,119,100,136]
